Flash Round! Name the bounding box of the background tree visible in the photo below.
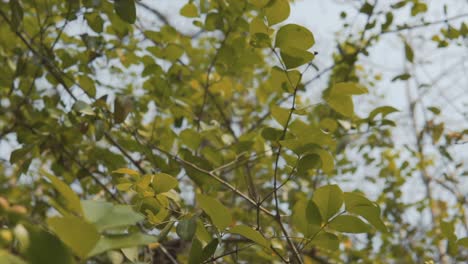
[0,0,467,263]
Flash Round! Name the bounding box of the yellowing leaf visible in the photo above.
[112,168,139,176]
[325,94,354,117]
[264,0,290,25]
[229,225,270,248]
[331,82,368,95]
[249,0,269,8]
[152,173,178,194]
[180,3,198,18]
[250,17,269,35]
[275,24,315,50]
[197,194,232,230]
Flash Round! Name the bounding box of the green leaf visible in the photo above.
[313,185,343,221]
[229,225,270,248]
[25,228,74,264]
[9,0,23,30]
[88,233,158,257]
[328,215,371,233]
[314,149,334,174]
[261,127,283,141]
[280,47,315,69]
[164,44,184,61]
[201,239,219,260]
[82,201,144,231]
[264,0,290,25]
[152,173,178,194]
[404,41,414,63]
[275,24,315,51]
[114,96,133,124]
[114,0,136,24]
[343,192,387,232]
[47,216,100,258]
[368,106,399,120]
[441,221,457,241]
[270,66,302,92]
[78,75,96,97]
[292,199,321,237]
[391,73,411,82]
[309,232,339,251]
[176,217,197,241]
[85,13,104,33]
[188,238,203,264]
[427,106,441,115]
[180,3,199,18]
[297,154,321,174]
[271,105,290,127]
[41,169,83,216]
[319,118,338,133]
[197,194,232,230]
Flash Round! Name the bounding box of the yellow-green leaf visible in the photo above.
[275,24,315,50]
[309,232,339,251]
[313,184,343,221]
[344,192,387,232]
[328,215,371,233]
[152,173,178,194]
[264,0,290,25]
[292,198,321,237]
[112,168,139,176]
[280,47,315,69]
[47,216,100,258]
[331,82,368,95]
[88,233,158,257]
[229,225,270,248]
[41,169,83,216]
[271,105,290,127]
[197,194,232,230]
[325,94,354,117]
[78,75,96,97]
[180,3,198,18]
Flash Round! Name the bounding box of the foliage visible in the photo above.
[0,0,467,263]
